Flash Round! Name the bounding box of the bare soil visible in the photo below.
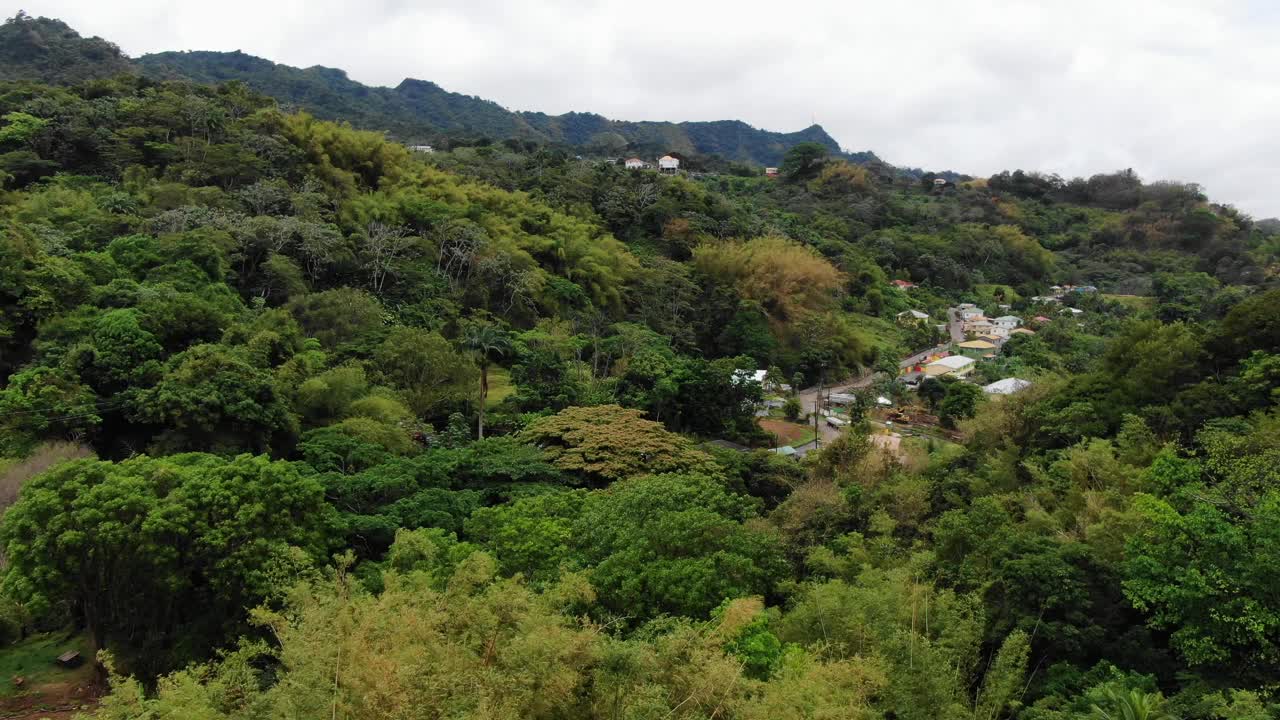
[758,418,812,444]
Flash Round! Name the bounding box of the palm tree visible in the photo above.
[1090,687,1178,720]
[462,323,511,440]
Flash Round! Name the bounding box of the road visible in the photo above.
[947,308,965,343]
[898,308,962,372]
[791,372,877,455]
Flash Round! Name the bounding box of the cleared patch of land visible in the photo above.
[0,632,98,718]
[758,419,816,447]
[485,368,515,408]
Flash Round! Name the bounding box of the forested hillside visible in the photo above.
[2,11,1280,720]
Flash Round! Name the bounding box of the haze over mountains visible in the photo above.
[0,14,866,167]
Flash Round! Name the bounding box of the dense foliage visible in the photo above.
[1,14,1280,718]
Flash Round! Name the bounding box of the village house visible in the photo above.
[407,144,434,153]
[658,155,680,173]
[957,339,997,357]
[924,355,976,378]
[959,306,985,321]
[963,317,994,336]
[892,279,916,290]
[993,315,1022,330]
[624,157,648,170]
[897,309,929,324]
[765,167,779,178]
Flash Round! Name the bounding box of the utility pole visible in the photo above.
[814,365,824,451]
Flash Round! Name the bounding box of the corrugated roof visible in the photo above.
[927,355,975,370]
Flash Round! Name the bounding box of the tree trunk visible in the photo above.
[478,365,489,440]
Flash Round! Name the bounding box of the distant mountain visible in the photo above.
[0,14,860,166]
[137,50,846,165]
[0,12,133,84]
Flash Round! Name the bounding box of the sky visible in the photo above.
[13,0,1280,217]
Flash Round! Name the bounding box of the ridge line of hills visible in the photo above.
[0,13,875,167]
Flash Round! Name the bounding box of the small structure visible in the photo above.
[957,339,997,356]
[963,319,994,336]
[407,144,434,153]
[765,167,779,178]
[658,155,680,173]
[923,355,976,378]
[1032,315,1052,324]
[771,445,798,457]
[876,396,893,406]
[993,315,1022,330]
[897,309,929,323]
[624,157,647,170]
[933,178,948,186]
[959,307,985,321]
[983,378,1032,395]
[827,392,859,406]
[1030,295,1061,304]
[892,279,917,290]
[1063,307,1085,315]
[1009,328,1036,336]
[56,650,83,668]
[825,415,848,429]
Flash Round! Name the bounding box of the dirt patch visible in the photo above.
[0,680,99,719]
[758,419,812,445]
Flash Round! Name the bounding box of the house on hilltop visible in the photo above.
[658,155,680,173]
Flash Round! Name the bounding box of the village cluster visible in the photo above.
[894,281,1094,392]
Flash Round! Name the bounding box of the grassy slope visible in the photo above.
[0,632,93,698]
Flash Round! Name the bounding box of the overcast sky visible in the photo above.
[14,0,1280,217]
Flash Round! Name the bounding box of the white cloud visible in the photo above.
[16,0,1280,216]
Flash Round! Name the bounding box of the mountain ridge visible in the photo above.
[136,49,851,164]
[0,14,854,166]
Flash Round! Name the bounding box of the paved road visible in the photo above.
[947,308,965,343]
[790,373,878,454]
[899,344,950,370]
